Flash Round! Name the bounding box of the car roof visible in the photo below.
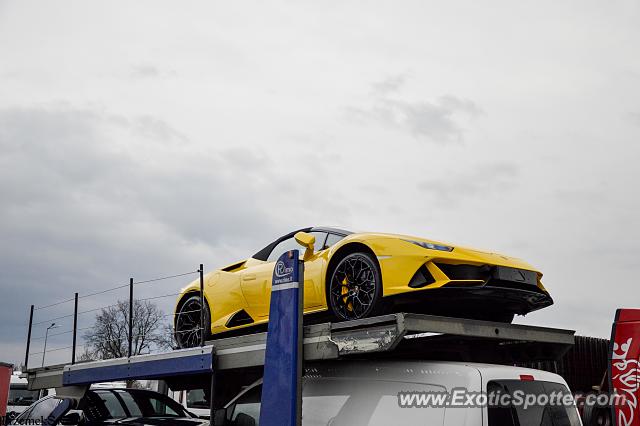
[310,226,353,236]
[305,360,568,386]
[252,226,353,260]
[226,359,569,408]
[90,388,168,396]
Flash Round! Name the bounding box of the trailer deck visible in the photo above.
[25,313,575,391]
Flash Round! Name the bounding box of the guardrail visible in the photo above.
[23,264,207,370]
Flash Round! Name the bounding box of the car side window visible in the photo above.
[96,391,127,418]
[267,237,304,262]
[310,231,328,252]
[325,233,345,248]
[116,391,143,417]
[146,395,181,417]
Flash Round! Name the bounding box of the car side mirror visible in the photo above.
[294,232,315,261]
[60,412,81,425]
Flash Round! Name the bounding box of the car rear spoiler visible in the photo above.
[609,308,640,426]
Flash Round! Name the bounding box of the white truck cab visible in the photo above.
[170,388,212,419]
[221,360,582,426]
[7,372,39,419]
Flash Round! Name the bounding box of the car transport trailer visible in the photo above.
[22,312,577,422]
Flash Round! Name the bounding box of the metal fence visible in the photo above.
[23,264,207,370]
[521,335,610,392]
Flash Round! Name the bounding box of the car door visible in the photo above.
[240,232,328,319]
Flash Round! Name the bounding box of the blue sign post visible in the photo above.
[259,249,304,426]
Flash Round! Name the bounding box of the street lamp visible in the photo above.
[42,323,59,367]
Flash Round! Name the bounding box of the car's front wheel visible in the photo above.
[327,252,383,321]
[175,294,211,349]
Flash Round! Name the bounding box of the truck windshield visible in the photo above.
[487,380,581,426]
[8,385,39,407]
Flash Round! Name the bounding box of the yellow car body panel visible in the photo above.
[175,228,552,337]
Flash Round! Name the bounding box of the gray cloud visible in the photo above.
[418,162,519,202]
[371,75,407,95]
[348,91,482,143]
[0,104,289,364]
[129,65,177,79]
[131,65,160,78]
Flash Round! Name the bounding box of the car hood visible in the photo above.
[353,232,539,273]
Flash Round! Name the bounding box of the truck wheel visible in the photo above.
[582,396,612,426]
[175,294,211,348]
[328,252,383,321]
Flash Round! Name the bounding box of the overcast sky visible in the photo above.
[1,1,639,366]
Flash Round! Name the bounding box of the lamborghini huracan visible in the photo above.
[174,227,553,348]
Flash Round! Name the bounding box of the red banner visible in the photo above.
[610,309,640,426]
[0,363,12,418]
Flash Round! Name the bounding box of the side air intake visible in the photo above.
[408,265,436,288]
[226,309,255,328]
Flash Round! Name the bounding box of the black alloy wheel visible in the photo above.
[175,294,211,348]
[328,252,382,320]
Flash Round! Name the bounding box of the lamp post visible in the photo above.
[42,323,59,368]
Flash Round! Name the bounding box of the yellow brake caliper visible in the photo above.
[341,277,353,312]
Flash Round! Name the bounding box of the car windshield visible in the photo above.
[85,390,190,421]
[8,385,40,406]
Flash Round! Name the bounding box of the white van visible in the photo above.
[7,372,39,420]
[170,388,211,419]
[219,360,583,426]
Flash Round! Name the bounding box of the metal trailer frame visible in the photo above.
[25,313,574,394]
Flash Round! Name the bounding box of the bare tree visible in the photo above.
[77,346,97,362]
[84,300,172,360]
[157,322,178,351]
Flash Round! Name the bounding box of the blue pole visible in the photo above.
[259,250,304,426]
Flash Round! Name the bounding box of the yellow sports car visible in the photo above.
[174,227,553,348]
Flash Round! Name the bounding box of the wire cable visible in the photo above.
[76,302,121,317]
[79,284,130,300]
[133,271,199,286]
[30,345,73,356]
[32,314,74,326]
[34,298,76,311]
[31,269,198,313]
[137,293,181,303]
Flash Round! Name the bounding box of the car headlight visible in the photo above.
[405,240,454,252]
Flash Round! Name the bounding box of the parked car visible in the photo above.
[174,227,553,347]
[217,360,582,426]
[11,388,208,425]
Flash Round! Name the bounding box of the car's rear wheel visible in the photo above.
[328,252,383,321]
[175,294,211,349]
